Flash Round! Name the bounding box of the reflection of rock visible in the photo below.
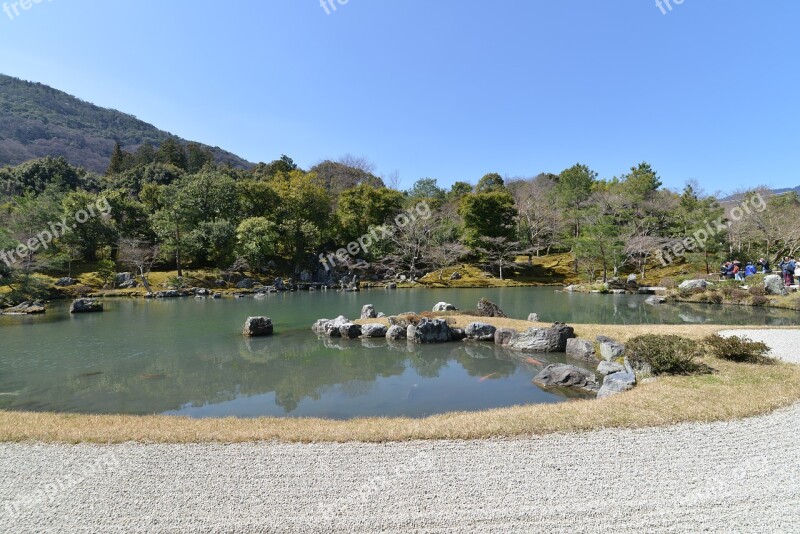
[508,323,575,353]
[566,338,596,361]
[533,364,599,392]
[432,302,457,312]
[70,299,103,314]
[361,304,377,319]
[645,296,666,305]
[465,322,497,341]
[597,336,625,361]
[360,338,386,349]
[386,325,407,341]
[243,316,273,337]
[597,372,636,398]
[476,298,506,318]
[361,323,388,338]
[494,328,516,346]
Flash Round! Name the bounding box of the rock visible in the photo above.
[317,316,351,337]
[566,338,597,361]
[195,288,210,297]
[214,279,227,287]
[564,285,577,292]
[242,316,274,337]
[494,328,517,346]
[55,277,77,287]
[533,364,599,392]
[274,277,286,291]
[764,274,788,296]
[597,372,636,398]
[236,278,255,289]
[597,336,625,361]
[450,328,467,341]
[464,322,497,341]
[312,318,332,334]
[360,304,377,319]
[508,323,575,353]
[476,298,506,318]
[678,279,707,290]
[627,273,638,283]
[449,271,462,280]
[527,313,540,322]
[118,279,138,289]
[386,325,407,341]
[432,302,457,312]
[377,312,386,318]
[70,299,103,314]
[597,361,626,376]
[114,272,134,286]
[155,290,181,298]
[360,323,388,338]
[212,293,222,299]
[645,295,666,305]
[3,301,46,315]
[339,323,363,339]
[411,318,453,343]
[300,270,312,283]
[386,283,398,290]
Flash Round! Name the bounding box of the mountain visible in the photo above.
[719,185,800,203]
[0,74,253,173]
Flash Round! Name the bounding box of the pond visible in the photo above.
[1,287,797,419]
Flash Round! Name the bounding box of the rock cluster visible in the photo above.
[70,299,103,314]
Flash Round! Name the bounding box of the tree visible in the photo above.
[155,139,188,170]
[458,191,517,248]
[476,237,520,281]
[555,163,597,239]
[406,178,446,208]
[509,174,564,258]
[475,173,505,193]
[118,238,160,292]
[427,242,468,281]
[106,143,132,175]
[235,217,280,269]
[185,143,214,173]
[336,184,404,244]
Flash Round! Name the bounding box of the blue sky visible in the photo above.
[0,0,798,194]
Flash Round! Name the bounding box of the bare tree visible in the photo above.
[477,237,520,281]
[428,242,468,281]
[118,238,160,293]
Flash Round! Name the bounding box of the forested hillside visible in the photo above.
[0,74,252,173]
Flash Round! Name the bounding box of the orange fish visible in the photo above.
[479,373,497,382]
[524,357,545,366]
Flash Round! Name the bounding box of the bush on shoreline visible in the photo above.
[704,334,773,364]
[626,334,704,375]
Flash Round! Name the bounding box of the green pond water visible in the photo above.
[0,287,797,419]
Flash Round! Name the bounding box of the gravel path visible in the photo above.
[719,329,800,364]
[2,330,799,533]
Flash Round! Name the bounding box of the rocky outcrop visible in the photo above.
[361,304,377,319]
[70,299,103,314]
[385,325,407,341]
[432,302,457,312]
[476,298,506,318]
[464,322,497,341]
[764,274,788,296]
[597,372,636,398]
[494,328,517,346]
[533,364,599,392]
[597,336,625,361]
[597,361,626,376]
[236,278,255,289]
[678,279,707,290]
[566,338,597,361]
[360,323,388,338]
[3,301,46,315]
[410,318,453,343]
[508,323,575,353]
[312,316,351,337]
[527,313,540,322]
[339,323,363,339]
[243,316,274,337]
[55,277,77,287]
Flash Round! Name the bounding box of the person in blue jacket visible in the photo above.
[744,262,757,277]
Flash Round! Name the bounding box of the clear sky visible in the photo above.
[0,0,797,193]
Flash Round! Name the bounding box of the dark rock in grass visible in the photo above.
[386,325,407,341]
[70,299,103,314]
[243,316,273,337]
[3,301,46,315]
[339,323,363,339]
[597,336,625,361]
[566,338,597,361]
[411,318,453,343]
[533,364,599,392]
[360,323,388,338]
[449,271,462,280]
[236,278,255,289]
[508,323,576,353]
[465,322,497,341]
[494,328,517,346]
[476,298,506,318]
[55,277,77,287]
[597,372,636,398]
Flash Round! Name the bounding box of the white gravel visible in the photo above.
[718,329,800,364]
[1,329,799,533]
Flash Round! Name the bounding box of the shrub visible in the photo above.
[730,289,750,302]
[704,334,773,364]
[748,285,766,297]
[660,277,677,289]
[705,292,723,305]
[626,334,703,375]
[751,295,768,307]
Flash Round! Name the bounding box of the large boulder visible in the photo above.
[70,299,103,314]
[385,325,407,341]
[360,323,388,338]
[243,316,274,337]
[597,372,636,398]
[339,323,363,339]
[114,272,134,286]
[411,318,453,343]
[508,323,576,353]
[764,274,788,296]
[476,298,506,318]
[464,322,497,341]
[533,364,599,392]
[312,318,332,334]
[566,338,597,361]
[450,328,467,341]
[494,328,517,346]
[597,361,626,376]
[236,278,255,289]
[527,313,540,322]
[678,279,707,290]
[597,336,625,361]
[3,301,46,315]
[55,277,77,287]
[432,302,457,312]
[315,316,351,337]
[360,304,378,319]
[274,277,286,291]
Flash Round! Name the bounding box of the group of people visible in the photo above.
[720,257,799,285]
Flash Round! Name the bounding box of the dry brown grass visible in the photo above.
[1,322,799,444]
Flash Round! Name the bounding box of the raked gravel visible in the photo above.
[2,329,799,533]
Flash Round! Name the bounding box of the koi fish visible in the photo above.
[524,357,545,366]
[479,373,497,382]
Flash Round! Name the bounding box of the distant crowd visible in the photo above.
[720,257,800,285]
